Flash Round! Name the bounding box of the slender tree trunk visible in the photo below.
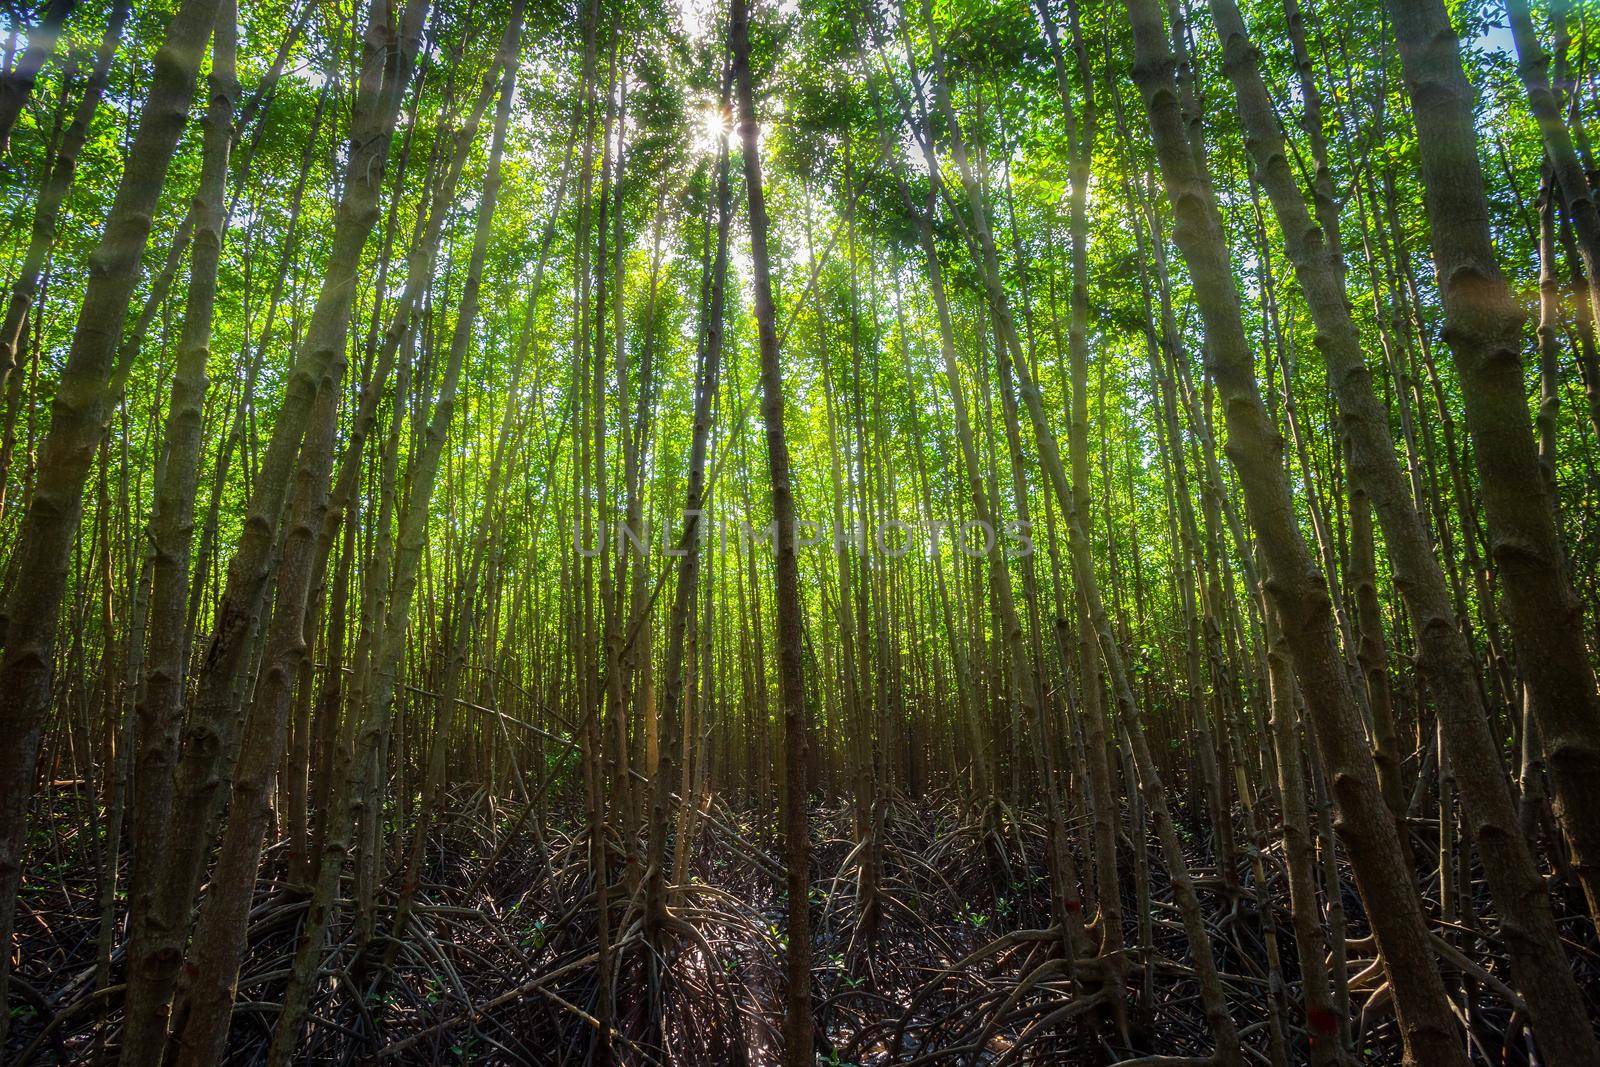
[1208,3,1598,1058]
[1034,0,1128,994]
[118,1,428,1056]
[117,2,240,1049]
[1123,1,1468,1062]
[1390,0,1600,931]
[384,6,526,959]
[731,2,813,1061]
[0,0,74,157]
[265,50,575,1067]
[905,0,1242,1053]
[169,269,344,1067]
[0,0,128,402]
[0,0,224,1041]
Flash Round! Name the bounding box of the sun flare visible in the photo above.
[695,102,731,155]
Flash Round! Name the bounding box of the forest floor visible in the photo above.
[9,791,1590,1065]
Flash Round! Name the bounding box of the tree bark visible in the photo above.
[731,2,813,1062]
[0,0,224,1039]
[1208,2,1598,1059]
[0,0,129,402]
[118,0,428,1055]
[0,0,75,157]
[1391,0,1600,930]
[1123,0,1468,1062]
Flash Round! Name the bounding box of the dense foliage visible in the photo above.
[1,0,1598,1062]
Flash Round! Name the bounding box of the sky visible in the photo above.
[673,0,717,42]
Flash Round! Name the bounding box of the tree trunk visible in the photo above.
[1208,2,1598,1058]
[731,2,813,1061]
[0,0,224,1040]
[1390,0,1600,931]
[0,0,75,157]
[1123,1,1468,1062]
